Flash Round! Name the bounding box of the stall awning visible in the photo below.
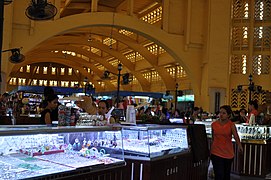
[16,86,95,95]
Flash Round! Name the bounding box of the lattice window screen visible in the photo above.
[261,55,270,74]
[231,55,242,74]
[230,89,248,109]
[252,55,262,75]
[231,55,247,74]
[254,26,271,50]
[262,27,271,49]
[232,0,250,20]
[230,89,266,109]
[140,6,162,24]
[231,89,239,108]
[232,26,249,51]
[259,91,267,104]
[254,27,263,48]
[252,55,270,74]
[255,0,271,20]
[232,0,271,75]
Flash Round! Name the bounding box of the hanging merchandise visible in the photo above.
[58,104,72,126]
[58,104,66,126]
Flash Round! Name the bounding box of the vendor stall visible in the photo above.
[121,124,209,180]
[197,121,271,178]
[0,126,125,179]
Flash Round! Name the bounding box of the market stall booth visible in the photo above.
[232,124,271,177]
[121,124,209,180]
[0,126,125,179]
[197,121,271,178]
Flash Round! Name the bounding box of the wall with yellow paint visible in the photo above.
[3,0,265,114]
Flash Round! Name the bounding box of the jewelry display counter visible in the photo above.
[122,125,190,160]
[0,126,125,179]
[197,121,271,178]
[120,124,209,180]
[233,124,271,177]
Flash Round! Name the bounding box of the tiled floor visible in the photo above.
[208,163,271,180]
[208,174,269,180]
[230,174,269,180]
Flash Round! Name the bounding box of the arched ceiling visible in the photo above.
[59,0,162,18]
[10,0,187,93]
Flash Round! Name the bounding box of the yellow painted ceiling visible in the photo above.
[8,0,184,93]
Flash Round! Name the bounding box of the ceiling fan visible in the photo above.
[25,0,57,21]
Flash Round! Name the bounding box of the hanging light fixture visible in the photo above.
[2,48,25,64]
[4,0,13,5]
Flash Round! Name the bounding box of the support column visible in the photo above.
[200,0,231,112]
[248,0,255,74]
[91,0,98,13]
[54,0,61,19]
[0,1,4,87]
[127,0,134,16]
[162,0,185,35]
[3,2,14,93]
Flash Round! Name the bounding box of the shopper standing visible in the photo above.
[190,106,200,123]
[247,100,258,124]
[210,105,243,180]
[40,94,59,125]
[239,108,248,123]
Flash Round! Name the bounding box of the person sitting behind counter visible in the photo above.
[76,96,115,124]
[40,94,59,125]
[97,100,115,124]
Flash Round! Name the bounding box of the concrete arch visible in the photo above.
[60,29,176,89]
[11,59,104,91]
[31,36,151,91]
[28,45,119,74]
[11,57,117,91]
[15,12,201,95]
[27,47,140,91]
[27,45,148,91]
[25,52,131,91]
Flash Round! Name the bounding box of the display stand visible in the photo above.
[29,164,125,180]
[231,140,271,177]
[123,153,191,180]
[121,124,209,180]
[0,126,125,179]
[202,121,271,178]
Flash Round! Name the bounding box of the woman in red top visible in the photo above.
[211,105,243,180]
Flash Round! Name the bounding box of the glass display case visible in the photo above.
[196,121,271,142]
[194,121,212,137]
[0,126,124,179]
[236,124,271,141]
[195,121,271,177]
[121,125,190,160]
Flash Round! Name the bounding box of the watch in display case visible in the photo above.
[236,124,271,141]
